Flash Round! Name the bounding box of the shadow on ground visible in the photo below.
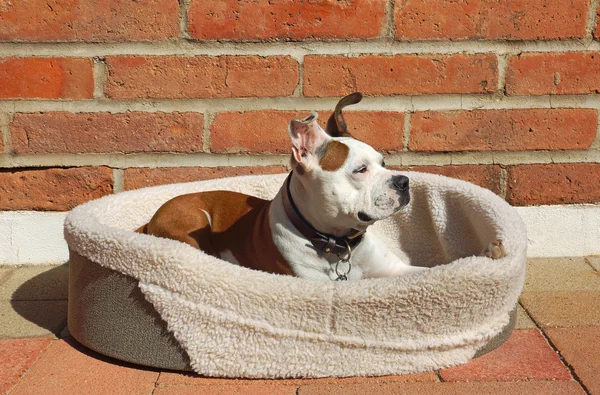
[9,263,69,337]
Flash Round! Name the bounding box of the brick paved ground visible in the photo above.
[1,257,599,394]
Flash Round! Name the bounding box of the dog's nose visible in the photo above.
[392,175,409,191]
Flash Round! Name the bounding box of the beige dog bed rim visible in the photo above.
[65,172,527,378]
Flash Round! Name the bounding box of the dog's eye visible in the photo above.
[381,160,386,168]
[353,165,368,174]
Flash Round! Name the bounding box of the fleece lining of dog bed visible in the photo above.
[64,172,527,378]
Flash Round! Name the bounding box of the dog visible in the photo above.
[137,93,506,281]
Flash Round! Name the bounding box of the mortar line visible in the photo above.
[293,54,305,97]
[383,0,396,39]
[584,257,599,272]
[3,40,600,58]
[5,94,600,113]
[587,0,600,39]
[0,113,12,154]
[92,57,108,99]
[203,111,215,153]
[112,168,124,193]
[402,112,411,152]
[519,302,592,394]
[1,150,599,169]
[499,166,508,199]
[179,0,192,40]
[592,109,600,149]
[497,53,509,94]
[434,370,445,382]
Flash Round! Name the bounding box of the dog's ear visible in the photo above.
[325,92,363,138]
[288,112,330,170]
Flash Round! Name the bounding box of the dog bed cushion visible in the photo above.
[64,172,527,378]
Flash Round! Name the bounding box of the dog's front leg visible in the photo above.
[355,233,427,279]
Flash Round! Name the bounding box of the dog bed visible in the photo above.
[64,172,527,378]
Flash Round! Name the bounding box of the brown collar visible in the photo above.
[281,173,364,257]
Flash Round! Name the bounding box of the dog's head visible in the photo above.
[288,92,409,231]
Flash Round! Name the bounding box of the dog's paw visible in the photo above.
[483,239,506,259]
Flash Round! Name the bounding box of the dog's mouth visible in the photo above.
[357,211,374,222]
[358,200,409,223]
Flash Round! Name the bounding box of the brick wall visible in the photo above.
[1,0,600,216]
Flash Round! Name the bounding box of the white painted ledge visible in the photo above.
[516,205,600,258]
[0,205,598,265]
[0,211,68,265]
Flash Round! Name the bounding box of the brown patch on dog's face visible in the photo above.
[319,140,349,172]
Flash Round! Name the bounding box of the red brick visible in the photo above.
[546,327,600,395]
[298,381,586,395]
[339,112,405,152]
[105,56,299,99]
[397,165,502,194]
[507,52,600,95]
[507,164,600,205]
[9,339,158,395]
[595,7,600,39]
[303,54,497,97]
[0,0,178,42]
[410,109,597,152]
[11,112,204,154]
[0,338,52,394]
[0,58,93,99]
[124,166,289,190]
[0,167,113,211]
[187,0,386,41]
[395,0,588,40]
[210,111,404,154]
[440,329,571,382]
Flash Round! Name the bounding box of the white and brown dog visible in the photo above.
[138,93,505,281]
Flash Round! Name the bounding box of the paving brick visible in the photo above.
[0,58,93,99]
[520,291,600,328]
[0,167,113,211]
[11,112,204,154]
[105,56,299,99]
[210,110,405,154]
[0,268,10,283]
[397,165,502,195]
[507,52,600,95]
[298,381,586,395]
[0,0,179,41]
[546,327,600,395]
[516,304,537,329]
[10,338,159,395]
[506,164,600,206]
[188,0,386,41]
[303,54,497,97]
[157,371,436,387]
[409,109,597,152]
[394,0,588,40]
[439,329,571,382]
[524,257,600,292]
[0,264,68,300]
[0,338,52,394]
[0,300,67,338]
[124,166,288,190]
